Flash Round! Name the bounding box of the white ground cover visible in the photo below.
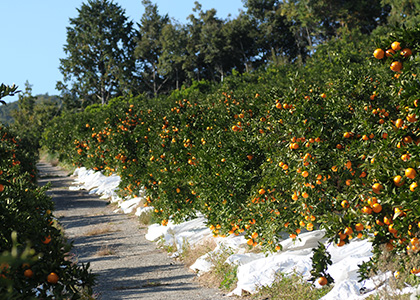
[70,167,420,300]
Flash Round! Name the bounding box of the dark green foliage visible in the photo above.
[58,0,136,107]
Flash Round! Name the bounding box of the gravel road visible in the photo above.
[37,161,228,300]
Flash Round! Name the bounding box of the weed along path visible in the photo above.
[37,161,227,300]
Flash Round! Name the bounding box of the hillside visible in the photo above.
[0,94,61,125]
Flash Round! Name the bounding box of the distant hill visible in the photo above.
[0,101,18,124]
[0,94,61,125]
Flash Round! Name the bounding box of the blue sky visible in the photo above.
[0,0,244,102]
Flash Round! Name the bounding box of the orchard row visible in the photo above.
[0,124,94,297]
[43,29,420,283]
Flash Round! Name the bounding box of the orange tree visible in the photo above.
[0,124,95,298]
[42,25,420,285]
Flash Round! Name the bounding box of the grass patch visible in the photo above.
[138,208,158,225]
[96,245,116,256]
[181,238,217,267]
[197,245,238,292]
[363,245,420,300]
[251,273,332,300]
[84,225,114,236]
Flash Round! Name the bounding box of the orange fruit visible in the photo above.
[373,48,384,59]
[372,203,382,213]
[0,184,4,192]
[251,232,258,239]
[401,48,412,58]
[372,183,383,194]
[341,200,349,209]
[344,227,353,236]
[386,49,395,57]
[355,223,364,231]
[388,224,397,234]
[407,114,417,123]
[391,41,401,51]
[405,168,417,179]
[258,188,266,195]
[395,118,404,128]
[393,175,404,187]
[317,276,328,286]
[47,272,59,284]
[42,235,51,245]
[401,153,410,161]
[410,182,418,192]
[362,206,372,214]
[390,61,403,72]
[24,269,34,278]
[301,171,309,178]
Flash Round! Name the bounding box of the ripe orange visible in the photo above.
[373,48,384,59]
[362,206,372,214]
[301,171,309,178]
[401,153,410,161]
[388,224,397,234]
[372,203,382,213]
[47,272,59,284]
[317,276,328,286]
[385,49,395,57]
[355,223,364,231]
[0,184,4,192]
[395,118,404,128]
[344,227,353,236]
[405,168,417,179]
[372,183,383,194]
[251,232,258,239]
[390,61,403,72]
[410,182,418,192]
[42,235,51,245]
[393,175,404,187]
[383,216,392,225]
[24,269,34,278]
[407,114,417,123]
[258,188,266,195]
[341,200,349,209]
[401,48,412,58]
[391,41,401,51]
[290,142,299,150]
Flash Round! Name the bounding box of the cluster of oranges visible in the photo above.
[373,41,412,72]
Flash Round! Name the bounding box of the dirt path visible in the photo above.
[37,161,227,300]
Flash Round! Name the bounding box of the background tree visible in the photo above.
[159,22,188,90]
[382,0,420,26]
[279,0,389,54]
[244,0,303,64]
[135,0,170,96]
[58,0,136,107]
[223,13,258,73]
[11,82,60,147]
